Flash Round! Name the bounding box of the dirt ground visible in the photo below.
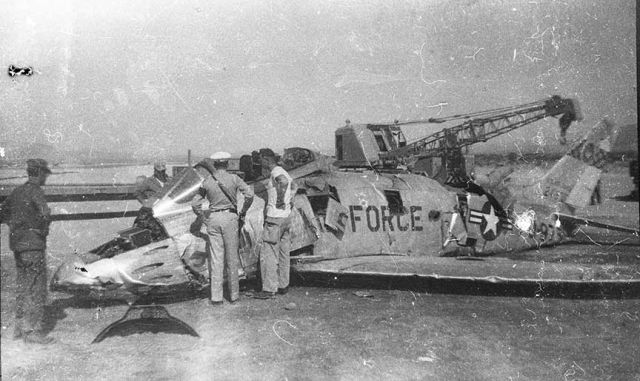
[1,280,639,380]
[1,164,639,380]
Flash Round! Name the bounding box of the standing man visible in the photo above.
[192,152,254,305]
[254,149,295,299]
[135,161,170,206]
[0,159,54,344]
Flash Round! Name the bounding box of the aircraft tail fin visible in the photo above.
[538,119,616,209]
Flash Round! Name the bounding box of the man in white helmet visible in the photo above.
[192,152,254,305]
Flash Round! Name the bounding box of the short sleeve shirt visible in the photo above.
[199,171,253,212]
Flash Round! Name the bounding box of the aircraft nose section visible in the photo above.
[50,260,99,293]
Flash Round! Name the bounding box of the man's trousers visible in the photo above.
[14,250,47,334]
[204,211,240,302]
[260,216,291,293]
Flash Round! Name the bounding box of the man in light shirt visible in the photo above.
[254,149,295,299]
[192,152,254,305]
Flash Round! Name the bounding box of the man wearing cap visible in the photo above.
[192,152,254,305]
[0,159,54,344]
[135,161,170,206]
[254,149,296,299]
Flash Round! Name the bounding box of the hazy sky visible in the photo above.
[1,0,636,161]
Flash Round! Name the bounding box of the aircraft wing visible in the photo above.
[291,255,640,297]
[553,212,640,236]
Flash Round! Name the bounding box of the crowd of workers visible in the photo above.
[0,150,296,344]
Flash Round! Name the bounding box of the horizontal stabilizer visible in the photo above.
[554,213,640,236]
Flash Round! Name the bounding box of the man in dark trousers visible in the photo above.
[192,152,254,305]
[0,159,54,344]
[135,161,170,206]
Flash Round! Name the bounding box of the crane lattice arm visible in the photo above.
[379,96,581,162]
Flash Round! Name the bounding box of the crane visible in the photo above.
[334,95,582,187]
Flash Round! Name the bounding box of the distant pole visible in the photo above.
[188,149,191,166]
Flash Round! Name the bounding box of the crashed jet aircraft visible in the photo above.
[51,121,640,303]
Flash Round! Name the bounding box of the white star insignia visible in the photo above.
[483,205,500,235]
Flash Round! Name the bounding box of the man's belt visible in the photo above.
[211,208,237,214]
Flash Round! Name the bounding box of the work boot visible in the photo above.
[252,291,276,299]
[277,287,289,295]
[23,333,54,345]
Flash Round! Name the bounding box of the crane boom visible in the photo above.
[379,96,581,162]
[334,95,582,187]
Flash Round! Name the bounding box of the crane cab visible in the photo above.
[334,122,406,168]
[333,121,472,185]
